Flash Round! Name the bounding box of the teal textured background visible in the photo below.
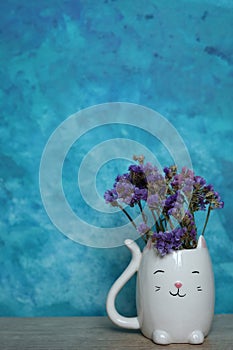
[0,0,232,316]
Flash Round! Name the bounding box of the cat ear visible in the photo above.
[197,235,207,249]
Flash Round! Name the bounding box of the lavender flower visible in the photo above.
[104,189,118,206]
[143,162,159,176]
[134,187,148,202]
[204,186,224,209]
[103,155,224,256]
[128,164,143,173]
[194,175,206,188]
[147,194,160,209]
[171,167,194,199]
[163,191,184,217]
[153,228,185,256]
[180,210,197,248]
[115,180,135,206]
[129,164,147,189]
[190,179,224,212]
[137,223,150,235]
[163,165,177,180]
[114,173,130,185]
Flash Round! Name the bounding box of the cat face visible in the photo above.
[150,236,211,300]
[153,268,203,298]
[138,236,214,307]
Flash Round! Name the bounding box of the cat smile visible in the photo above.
[169,289,186,298]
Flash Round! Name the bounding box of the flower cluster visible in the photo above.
[153,228,185,256]
[104,156,224,256]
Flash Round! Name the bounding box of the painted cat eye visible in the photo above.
[153,269,165,274]
[192,270,200,274]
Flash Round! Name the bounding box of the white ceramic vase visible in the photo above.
[106,235,215,345]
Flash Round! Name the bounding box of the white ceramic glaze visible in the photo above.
[106,235,215,345]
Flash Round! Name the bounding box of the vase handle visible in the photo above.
[106,239,142,329]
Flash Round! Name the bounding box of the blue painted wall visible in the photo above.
[0,0,232,316]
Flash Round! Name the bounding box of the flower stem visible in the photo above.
[118,204,137,229]
[155,210,165,232]
[167,216,174,230]
[138,201,147,223]
[151,209,160,232]
[201,204,211,236]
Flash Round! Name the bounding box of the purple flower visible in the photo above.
[182,178,194,195]
[115,180,135,205]
[134,187,148,201]
[164,191,184,215]
[114,178,147,207]
[194,176,206,188]
[163,165,177,179]
[163,167,171,177]
[128,164,143,173]
[181,210,197,246]
[147,194,160,209]
[146,173,161,183]
[104,189,118,205]
[206,188,224,209]
[164,193,176,209]
[153,228,185,256]
[137,223,150,235]
[143,163,159,176]
[168,207,180,219]
[171,167,194,197]
[142,163,161,181]
[190,179,224,212]
[114,173,130,186]
[128,164,147,189]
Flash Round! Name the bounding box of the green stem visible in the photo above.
[155,210,165,232]
[118,204,137,229]
[141,234,147,243]
[167,216,175,230]
[151,209,160,232]
[201,205,211,236]
[138,201,147,223]
[161,212,174,231]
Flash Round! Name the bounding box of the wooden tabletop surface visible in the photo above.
[0,314,232,349]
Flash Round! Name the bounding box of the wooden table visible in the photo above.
[0,315,232,349]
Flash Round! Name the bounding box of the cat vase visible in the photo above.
[106,235,214,345]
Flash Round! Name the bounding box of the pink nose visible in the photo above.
[175,282,182,289]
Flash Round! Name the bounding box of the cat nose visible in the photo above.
[175,282,182,289]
